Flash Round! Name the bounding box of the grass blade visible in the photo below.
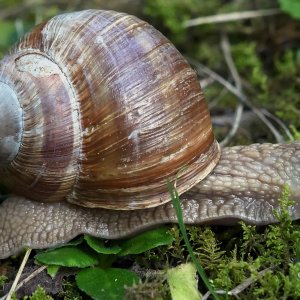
[167,181,220,300]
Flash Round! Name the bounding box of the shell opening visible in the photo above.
[0,82,22,164]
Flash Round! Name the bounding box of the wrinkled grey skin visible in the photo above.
[1,142,300,259]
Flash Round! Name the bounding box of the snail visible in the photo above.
[1,9,300,260]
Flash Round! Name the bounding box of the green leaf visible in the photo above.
[35,246,98,268]
[46,265,60,278]
[84,235,121,254]
[279,0,300,19]
[167,181,220,299]
[119,226,174,255]
[76,267,139,300]
[167,263,202,300]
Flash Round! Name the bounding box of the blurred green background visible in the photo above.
[0,0,299,144]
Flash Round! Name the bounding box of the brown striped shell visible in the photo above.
[0,9,220,210]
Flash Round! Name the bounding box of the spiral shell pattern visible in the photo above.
[0,10,220,209]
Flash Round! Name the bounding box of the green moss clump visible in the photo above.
[23,285,53,300]
[201,185,300,298]
[0,275,7,288]
[133,185,300,299]
[290,125,300,140]
[144,0,224,44]
[58,280,83,300]
[125,275,170,300]
[232,42,268,92]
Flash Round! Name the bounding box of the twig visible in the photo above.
[188,57,285,143]
[220,104,244,146]
[18,266,47,293]
[241,83,293,140]
[4,248,32,300]
[219,33,244,146]
[221,35,241,89]
[183,8,281,28]
[208,86,230,109]
[200,76,215,89]
[230,267,273,295]
[0,265,47,300]
[261,109,293,140]
[202,267,273,299]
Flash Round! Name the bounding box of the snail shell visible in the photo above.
[1,10,300,260]
[0,9,220,210]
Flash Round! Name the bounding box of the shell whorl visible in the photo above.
[0,10,220,209]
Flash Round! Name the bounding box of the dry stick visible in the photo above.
[221,34,241,90]
[200,76,216,90]
[219,33,244,147]
[208,86,230,109]
[202,267,273,299]
[261,109,293,140]
[16,265,47,291]
[187,57,285,143]
[239,83,293,139]
[183,8,281,28]
[229,267,273,295]
[3,248,32,300]
[220,39,293,141]
[1,265,47,300]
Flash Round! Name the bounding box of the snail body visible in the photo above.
[1,10,300,259]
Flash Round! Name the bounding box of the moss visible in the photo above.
[23,285,53,300]
[186,227,226,276]
[232,42,268,92]
[290,125,300,140]
[253,263,300,299]
[125,275,170,300]
[143,0,224,44]
[0,275,7,288]
[58,279,83,300]
[133,185,300,298]
[208,185,300,298]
